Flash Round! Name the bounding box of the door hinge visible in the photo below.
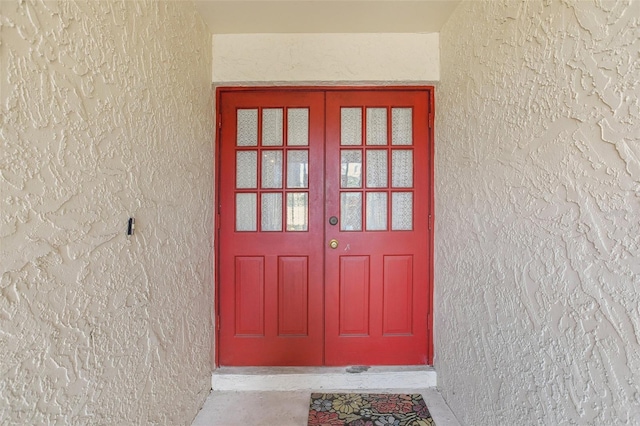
[218,113,222,129]
[428,112,434,130]
[216,212,221,230]
[216,315,220,330]
[428,214,432,231]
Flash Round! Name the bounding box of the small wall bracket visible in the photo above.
[127,217,135,236]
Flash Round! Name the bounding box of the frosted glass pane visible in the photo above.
[236,151,257,189]
[340,192,362,231]
[366,108,387,145]
[366,192,388,231]
[262,108,283,146]
[287,193,308,231]
[341,108,362,146]
[237,109,258,146]
[261,193,282,231]
[392,150,413,188]
[261,150,283,188]
[366,150,387,188]
[392,192,413,230]
[236,193,257,231]
[392,108,413,146]
[341,150,362,188]
[287,150,308,188]
[288,108,309,146]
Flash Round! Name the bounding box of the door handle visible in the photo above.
[329,239,339,249]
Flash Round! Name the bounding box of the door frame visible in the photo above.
[213,86,435,367]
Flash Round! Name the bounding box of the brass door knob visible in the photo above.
[329,239,339,249]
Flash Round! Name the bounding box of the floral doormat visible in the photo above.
[307,393,435,426]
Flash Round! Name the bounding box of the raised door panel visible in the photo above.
[339,256,370,336]
[278,256,309,336]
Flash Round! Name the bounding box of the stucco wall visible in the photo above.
[0,1,213,424]
[212,33,439,83]
[436,0,640,424]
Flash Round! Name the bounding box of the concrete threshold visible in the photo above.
[212,366,437,391]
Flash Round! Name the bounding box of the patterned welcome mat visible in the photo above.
[307,393,435,426]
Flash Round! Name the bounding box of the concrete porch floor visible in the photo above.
[191,388,460,425]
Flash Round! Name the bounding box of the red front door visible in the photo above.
[217,88,433,366]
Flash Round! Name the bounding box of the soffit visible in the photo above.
[192,0,461,34]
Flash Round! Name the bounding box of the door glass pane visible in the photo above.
[392,192,413,230]
[287,108,309,146]
[287,150,308,188]
[262,150,283,188]
[341,150,362,188]
[366,192,387,231]
[261,193,282,231]
[262,108,283,146]
[340,192,362,231]
[366,108,387,146]
[286,193,308,231]
[341,108,362,146]
[392,108,412,146]
[236,151,257,189]
[236,193,257,231]
[237,109,258,146]
[366,150,387,188]
[392,150,413,188]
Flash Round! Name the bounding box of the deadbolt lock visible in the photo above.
[329,239,339,249]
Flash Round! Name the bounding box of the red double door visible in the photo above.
[218,88,433,366]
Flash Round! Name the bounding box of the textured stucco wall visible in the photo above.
[436,0,640,424]
[212,33,440,83]
[0,1,214,424]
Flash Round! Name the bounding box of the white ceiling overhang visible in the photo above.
[193,0,461,34]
